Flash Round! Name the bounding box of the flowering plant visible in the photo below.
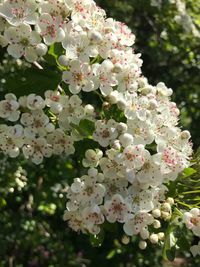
[0,0,199,261]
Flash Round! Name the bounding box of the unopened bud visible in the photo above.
[139,240,147,250]
[149,234,159,244]
[162,202,171,212]
[153,220,161,229]
[152,209,161,218]
[158,232,165,241]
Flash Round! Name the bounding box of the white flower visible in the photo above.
[82,205,104,234]
[58,95,85,127]
[39,0,70,25]
[4,23,41,62]
[36,13,65,45]
[121,144,150,169]
[62,32,98,62]
[0,93,20,121]
[93,60,118,96]
[25,94,45,110]
[21,110,54,137]
[63,210,85,232]
[127,186,154,213]
[183,208,200,237]
[22,137,53,164]
[47,129,75,156]
[104,194,132,223]
[62,60,98,94]
[0,125,24,158]
[153,146,188,175]
[0,0,38,26]
[93,119,118,147]
[69,171,106,206]
[123,212,154,236]
[82,149,103,168]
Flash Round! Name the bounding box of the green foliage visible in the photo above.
[0,0,200,266]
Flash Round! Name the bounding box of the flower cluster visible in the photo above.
[0,0,194,253]
[0,92,93,164]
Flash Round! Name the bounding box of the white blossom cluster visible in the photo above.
[183,208,200,257]
[0,92,94,164]
[0,0,193,249]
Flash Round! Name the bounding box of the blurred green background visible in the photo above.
[0,0,200,266]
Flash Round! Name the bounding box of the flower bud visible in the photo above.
[181,130,191,140]
[58,55,69,66]
[85,104,94,115]
[36,43,47,56]
[121,235,130,245]
[139,240,147,250]
[117,123,127,133]
[166,197,174,205]
[161,211,171,220]
[107,91,119,104]
[158,232,165,241]
[111,140,121,150]
[149,234,159,244]
[153,220,161,229]
[119,133,134,147]
[162,202,171,212]
[140,228,149,240]
[117,99,126,110]
[152,209,161,218]
[102,102,110,110]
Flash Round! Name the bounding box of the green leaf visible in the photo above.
[79,119,95,136]
[4,68,62,97]
[71,119,95,138]
[182,167,197,178]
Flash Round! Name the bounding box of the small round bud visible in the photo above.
[166,197,174,205]
[162,202,171,212]
[102,102,110,110]
[161,211,171,220]
[158,232,165,241]
[139,240,147,250]
[152,209,161,218]
[117,123,128,133]
[117,99,126,110]
[85,104,94,115]
[149,234,159,244]
[111,140,121,150]
[107,91,119,104]
[121,235,130,245]
[153,220,161,229]
[140,228,149,240]
[36,43,48,56]
[58,55,69,66]
[119,133,133,147]
[181,130,191,140]
[45,123,55,133]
